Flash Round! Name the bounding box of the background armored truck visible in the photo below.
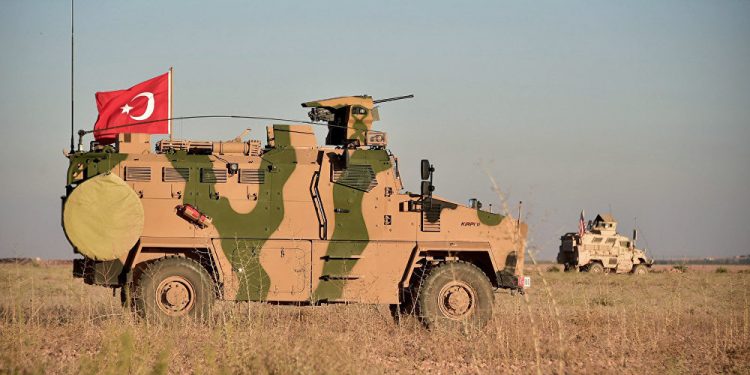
[63,95,528,327]
[557,214,652,274]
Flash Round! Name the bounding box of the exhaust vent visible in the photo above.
[239,169,265,184]
[162,167,190,182]
[421,202,441,232]
[124,166,151,181]
[201,168,227,183]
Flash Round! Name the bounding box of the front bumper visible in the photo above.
[496,272,526,290]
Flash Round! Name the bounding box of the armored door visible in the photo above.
[616,245,634,273]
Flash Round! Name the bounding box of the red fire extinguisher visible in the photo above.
[176,204,213,228]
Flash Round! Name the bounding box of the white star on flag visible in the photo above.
[93,71,171,144]
[121,103,133,114]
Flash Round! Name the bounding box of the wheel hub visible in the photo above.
[438,281,475,319]
[156,276,195,316]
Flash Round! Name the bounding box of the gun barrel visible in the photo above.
[373,94,414,104]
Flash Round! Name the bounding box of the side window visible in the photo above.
[331,162,378,192]
[351,106,368,116]
[503,251,517,273]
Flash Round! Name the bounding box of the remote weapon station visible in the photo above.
[63,94,528,328]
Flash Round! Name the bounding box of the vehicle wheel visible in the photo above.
[415,261,494,330]
[587,263,604,274]
[133,257,214,322]
[631,264,648,275]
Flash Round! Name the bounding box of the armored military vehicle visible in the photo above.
[63,95,528,328]
[557,214,652,274]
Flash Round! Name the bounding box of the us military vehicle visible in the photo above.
[557,214,652,274]
[63,95,528,328]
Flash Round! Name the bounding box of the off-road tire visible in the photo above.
[564,264,579,272]
[587,262,604,274]
[133,256,214,322]
[415,261,494,330]
[631,264,648,275]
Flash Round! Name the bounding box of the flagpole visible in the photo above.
[169,67,173,140]
[70,0,75,152]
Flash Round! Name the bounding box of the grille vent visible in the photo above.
[239,169,265,184]
[200,168,227,183]
[124,166,151,181]
[421,202,441,232]
[162,167,190,182]
[247,140,262,156]
[333,164,377,192]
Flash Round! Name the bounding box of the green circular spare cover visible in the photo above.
[63,173,144,261]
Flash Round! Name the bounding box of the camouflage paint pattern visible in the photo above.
[64,96,528,304]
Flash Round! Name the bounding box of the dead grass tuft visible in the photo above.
[1,263,749,374]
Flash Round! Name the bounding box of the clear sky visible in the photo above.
[1,0,748,260]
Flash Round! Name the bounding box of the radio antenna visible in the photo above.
[70,0,75,152]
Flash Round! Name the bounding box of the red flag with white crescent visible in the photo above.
[93,72,171,144]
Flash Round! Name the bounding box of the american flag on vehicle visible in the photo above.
[578,210,586,237]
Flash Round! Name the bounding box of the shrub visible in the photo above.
[673,264,688,273]
[715,267,728,273]
[547,266,561,273]
[591,295,615,306]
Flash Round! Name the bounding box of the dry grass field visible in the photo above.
[1,262,748,374]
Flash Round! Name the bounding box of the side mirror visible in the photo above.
[421,180,434,197]
[421,159,431,180]
[468,198,482,209]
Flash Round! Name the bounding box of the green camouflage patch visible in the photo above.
[313,149,391,301]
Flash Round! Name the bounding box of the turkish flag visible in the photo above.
[93,72,171,144]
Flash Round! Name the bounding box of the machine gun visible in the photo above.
[373,94,414,104]
[303,94,414,147]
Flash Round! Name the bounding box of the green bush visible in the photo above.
[673,264,688,273]
[715,267,728,273]
[591,295,615,306]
